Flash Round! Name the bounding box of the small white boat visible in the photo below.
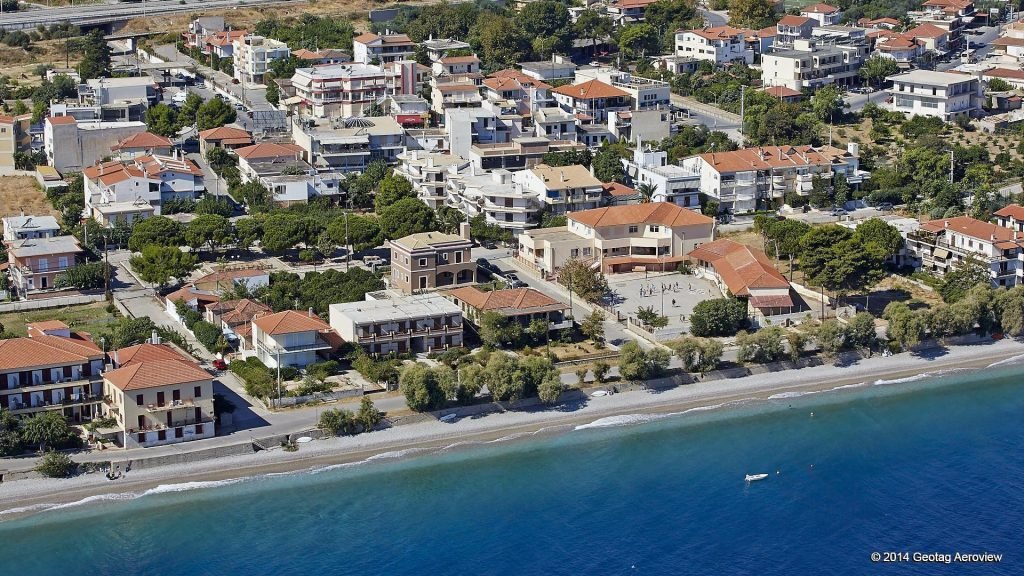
[745,473,769,482]
[439,413,458,423]
[591,390,609,397]
[295,436,313,444]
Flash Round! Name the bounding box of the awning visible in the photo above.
[282,96,303,106]
[750,294,794,309]
[932,248,950,259]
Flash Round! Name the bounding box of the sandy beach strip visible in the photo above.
[2,340,1023,520]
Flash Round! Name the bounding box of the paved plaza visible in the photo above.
[603,272,720,339]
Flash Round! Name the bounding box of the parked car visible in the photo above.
[504,273,524,288]
[212,358,228,371]
[830,208,847,217]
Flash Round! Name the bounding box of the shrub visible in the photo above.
[191,320,222,351]
[356,396,384,431]
[36,451,76,478]
[307,360,339,381]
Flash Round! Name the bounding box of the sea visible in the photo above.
[0,363,1021,575]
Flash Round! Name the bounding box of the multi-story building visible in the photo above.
[291,116,406,173]
[906,216,1022,287]
[84,154,205,225]
[74,77,159,121]
[518,55,578,82]
[800,3,842,26]
[675,26,754,66]
[677,143,867,213]
[395,150,470,209]
[251,309,335,369]
[518,202,716,275]
[445,286,571,333]
[233,34,291,85]
[290,63,396,118]
[574,68,670,113]
[994,204,1024,232]
[468,136,586,171]
[292,48,351,66]
[623,145,702,209]
[184,16,225,49]
[102,342,215,448]
[761,38,867,92]
[886,70,980,121]
[689,239,796,321]
[8,235,83,297]
[352,32,416,64]
[3,214,59,242]
[205,298,272,351]
[908,0,972,50]
[389,228,475,294]
[44,115,147,173]
[515,164,603,215]
[431,76,485,116]
[552,79,631,123]
[206,29,247,59]
[775,15,815,48]
[234,142,307,183]
[0,322,105,421]
[484,70,554,117]
[447,166,541,232]
[421,38,472,63]
[533,107,577,141]
[445,108,519,160]
[0,113,32,172]
[110,131,173,160]
[606,0,659,25]
[330,292,463,356]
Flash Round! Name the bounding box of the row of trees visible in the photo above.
[0,409,80,457]
[145,95,237,136]
[318,397,384,436]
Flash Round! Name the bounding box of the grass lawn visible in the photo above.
[0,302,118,338]
[546,340,609,361]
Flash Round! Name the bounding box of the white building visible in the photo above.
[518,55,577,82]
[83,154,205,226]
[291,116,406,173]
[329,292,463,356]
[233,34,291,85]
[44,115,147,173]
[623,145,702,209]
[251,310,335,369]
[395,150,470,209]
[352,32,416,64]
[514,164,603,215]
[675,26,754,66]
[761,39,867,92]
[447,166,541,232]
[3,215,60,242]
[290,63,397,119]
[886,70,981,121]
[800,3,843,26]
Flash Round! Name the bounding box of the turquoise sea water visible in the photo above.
[1,365,1022,575]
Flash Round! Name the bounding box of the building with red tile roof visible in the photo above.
[444,286,570,333]
[84,154,204,226]
[551,79,631,122]
[251,310,335,369]
[0,330,105,421]
[198,126,253,155]
[907,215,1023,286]
[689,238,796,316]
[110,132,173,158]
[675,26,755,65]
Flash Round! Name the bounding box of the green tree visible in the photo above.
[374,173,416,211]
[859,55,899,87]
[939,256,989,304]
[78,30,111,79]
[883,302,928,350]
[479,311,523,348]
[399,364,447,411]
[36,451,77,478]
[378,197,437,240]
[668,336,722,374]
[813,319,850,357]
[618,23,660,60]
[144,103,179,137]
[235,180,274,212]
[0,408,23,456]
[184,214,232,252]
[786,330,808,363]
[234,217,262,251]
[855,218,904,259]
[516,0,572,56]
[635,182,658,203]
[327,213,381,252]
[55,261,111,290]
[319,408,357,435]
[195,195,233,217]
[471,13,529,69]
[177,92,204,128]
[689,298,748,337]
[728,0,777,29]
[21,411,72,453]
[260,213,304,253]
[736,327,786,364]
[580,309,606,346]
[811,84,844,122]
[574,9,613,51]
[558,258,609,303]
[848,312,878,351]
[195,98,238,131]
[483,353,526,401]
[592,144,625,182]
[130,245,199,286]
[537,373,564,404]
[356,396,384,432]
[636,306,669,329]
[592,361,610,384]
[618,341,667,382]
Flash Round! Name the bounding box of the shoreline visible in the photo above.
[2,340,1023,522]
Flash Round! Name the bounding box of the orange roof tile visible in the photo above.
[105,359,211,391]
[778,15,813,27]
[354,32,379,43]
[199,126,252,142]
[688,238,789,297]
[920,216,1024,242]
[111,132,172,151]
[984,68,1024,81]
[46,115,76,126]
[0,335,102,370]
[166,285,221,306]
[440,55,480,64]
[801,3,839,14]
[764,86,802,98]
[252,310,331,335]
[552,79,629,100]
[602,182,637,197]
[235,142,304,160]
[446,286,567,315]
[995,204,1024,220]
[699,145,852,173]
[993,37,1024,48]
[115,342,189,366]
[684,26,748,41]
[569,202,714,229]
[907,23,948,39]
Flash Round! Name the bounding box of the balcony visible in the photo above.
[146,398,200,412]
[128,415,215,434]
[256,336,332,358]
[5,375,96,393]
[8,393,102,413]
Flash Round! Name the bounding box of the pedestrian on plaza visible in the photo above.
[672,299,676,307]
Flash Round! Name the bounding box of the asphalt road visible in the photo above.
[0,0,291,29]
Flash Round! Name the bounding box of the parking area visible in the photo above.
[604,272,720,338]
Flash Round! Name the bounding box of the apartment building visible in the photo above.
[800,3,842,26]
[431,77,485,116]
[421,38,472,63]
[552,79,631,123]
[110,131,173,160]
[484,70,555,119]
[675,26,754,66]
[445,286,570,333]
[515,164,603,215]
[352,32,415,64]
[447,167,541,232]
[906,216,1022,286]
[44,115,147,173]
[290,63,396,118]
[8,235,83,297]
[446,108,518,160]
[0,323,105,422]
[533,107,576,141]
[184,16,226,49]
[468,136,586,171]
[606,0,659,25]
[389,228,475,294]
[623,145,702,209]
[677,143,866,213]
[0,114,32,172]
[234,142,307,183]
[198,126,252,156]
[761,38,867,92]
[519,202,715,275]
[329,292,462,356]
[291,116,405,174]
[909,0,972,49]
[518,55,577,82]
[994,204,1024,232]
[102,342,215,448]
[3,214,59,242]
[775,15,815,48]
[886,70,980,121]
[72,77,159,122]
[84,154,205,225]
[206,29,247,59]
[251,310,335,369]
[292,48,351,66]
[574,68,670,113]
[395,150,470,209]
[233,34,291,85]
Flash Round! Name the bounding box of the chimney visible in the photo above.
[150,330,160,345]
[944,220,949,228]
[113,350,120,368]
[847,142,859,157]
[308,307,314,317]
[459,221,471,241]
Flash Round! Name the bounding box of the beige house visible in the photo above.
[0,114,32,172]
[515,164,603,215]
[103,342,215,448]
[445,286,571,333]
[389,228,476,295]
[518,202,715,275]
[7,235,84,298]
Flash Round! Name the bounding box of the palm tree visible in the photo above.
[636,182,658,204]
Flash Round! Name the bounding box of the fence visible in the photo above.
[0,293,105,313]
[277,387,364,408]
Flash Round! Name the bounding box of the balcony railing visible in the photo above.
[5,375,96,393]
[128,415,215,434]
[255,336,332,357]
[8,393,102,412]
[146,398,200,412]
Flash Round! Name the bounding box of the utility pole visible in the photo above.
[344,210,350,271]
[276,348,281,409]
[103,232,110,301]
[949,149,955,184]
[739,85,746,137]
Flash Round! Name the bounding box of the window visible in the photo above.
[136,394,144,406]
[37,258,48,272]
[455,251,462,264]
[194,386,202,398]
[628,225,639,233]
[418,258,427,267]
[138,433,146,443]
[649,225,661,232]
[196,424,204,434]
[157,430,166,441]
[58,256,68,269]
[175,428,184,438]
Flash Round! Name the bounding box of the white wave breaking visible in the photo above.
[142,478,245,496]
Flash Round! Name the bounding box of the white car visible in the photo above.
[171,91,188,104]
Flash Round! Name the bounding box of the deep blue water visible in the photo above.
[1,366,1022,575]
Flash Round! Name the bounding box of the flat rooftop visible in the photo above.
[330,293,461,324]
